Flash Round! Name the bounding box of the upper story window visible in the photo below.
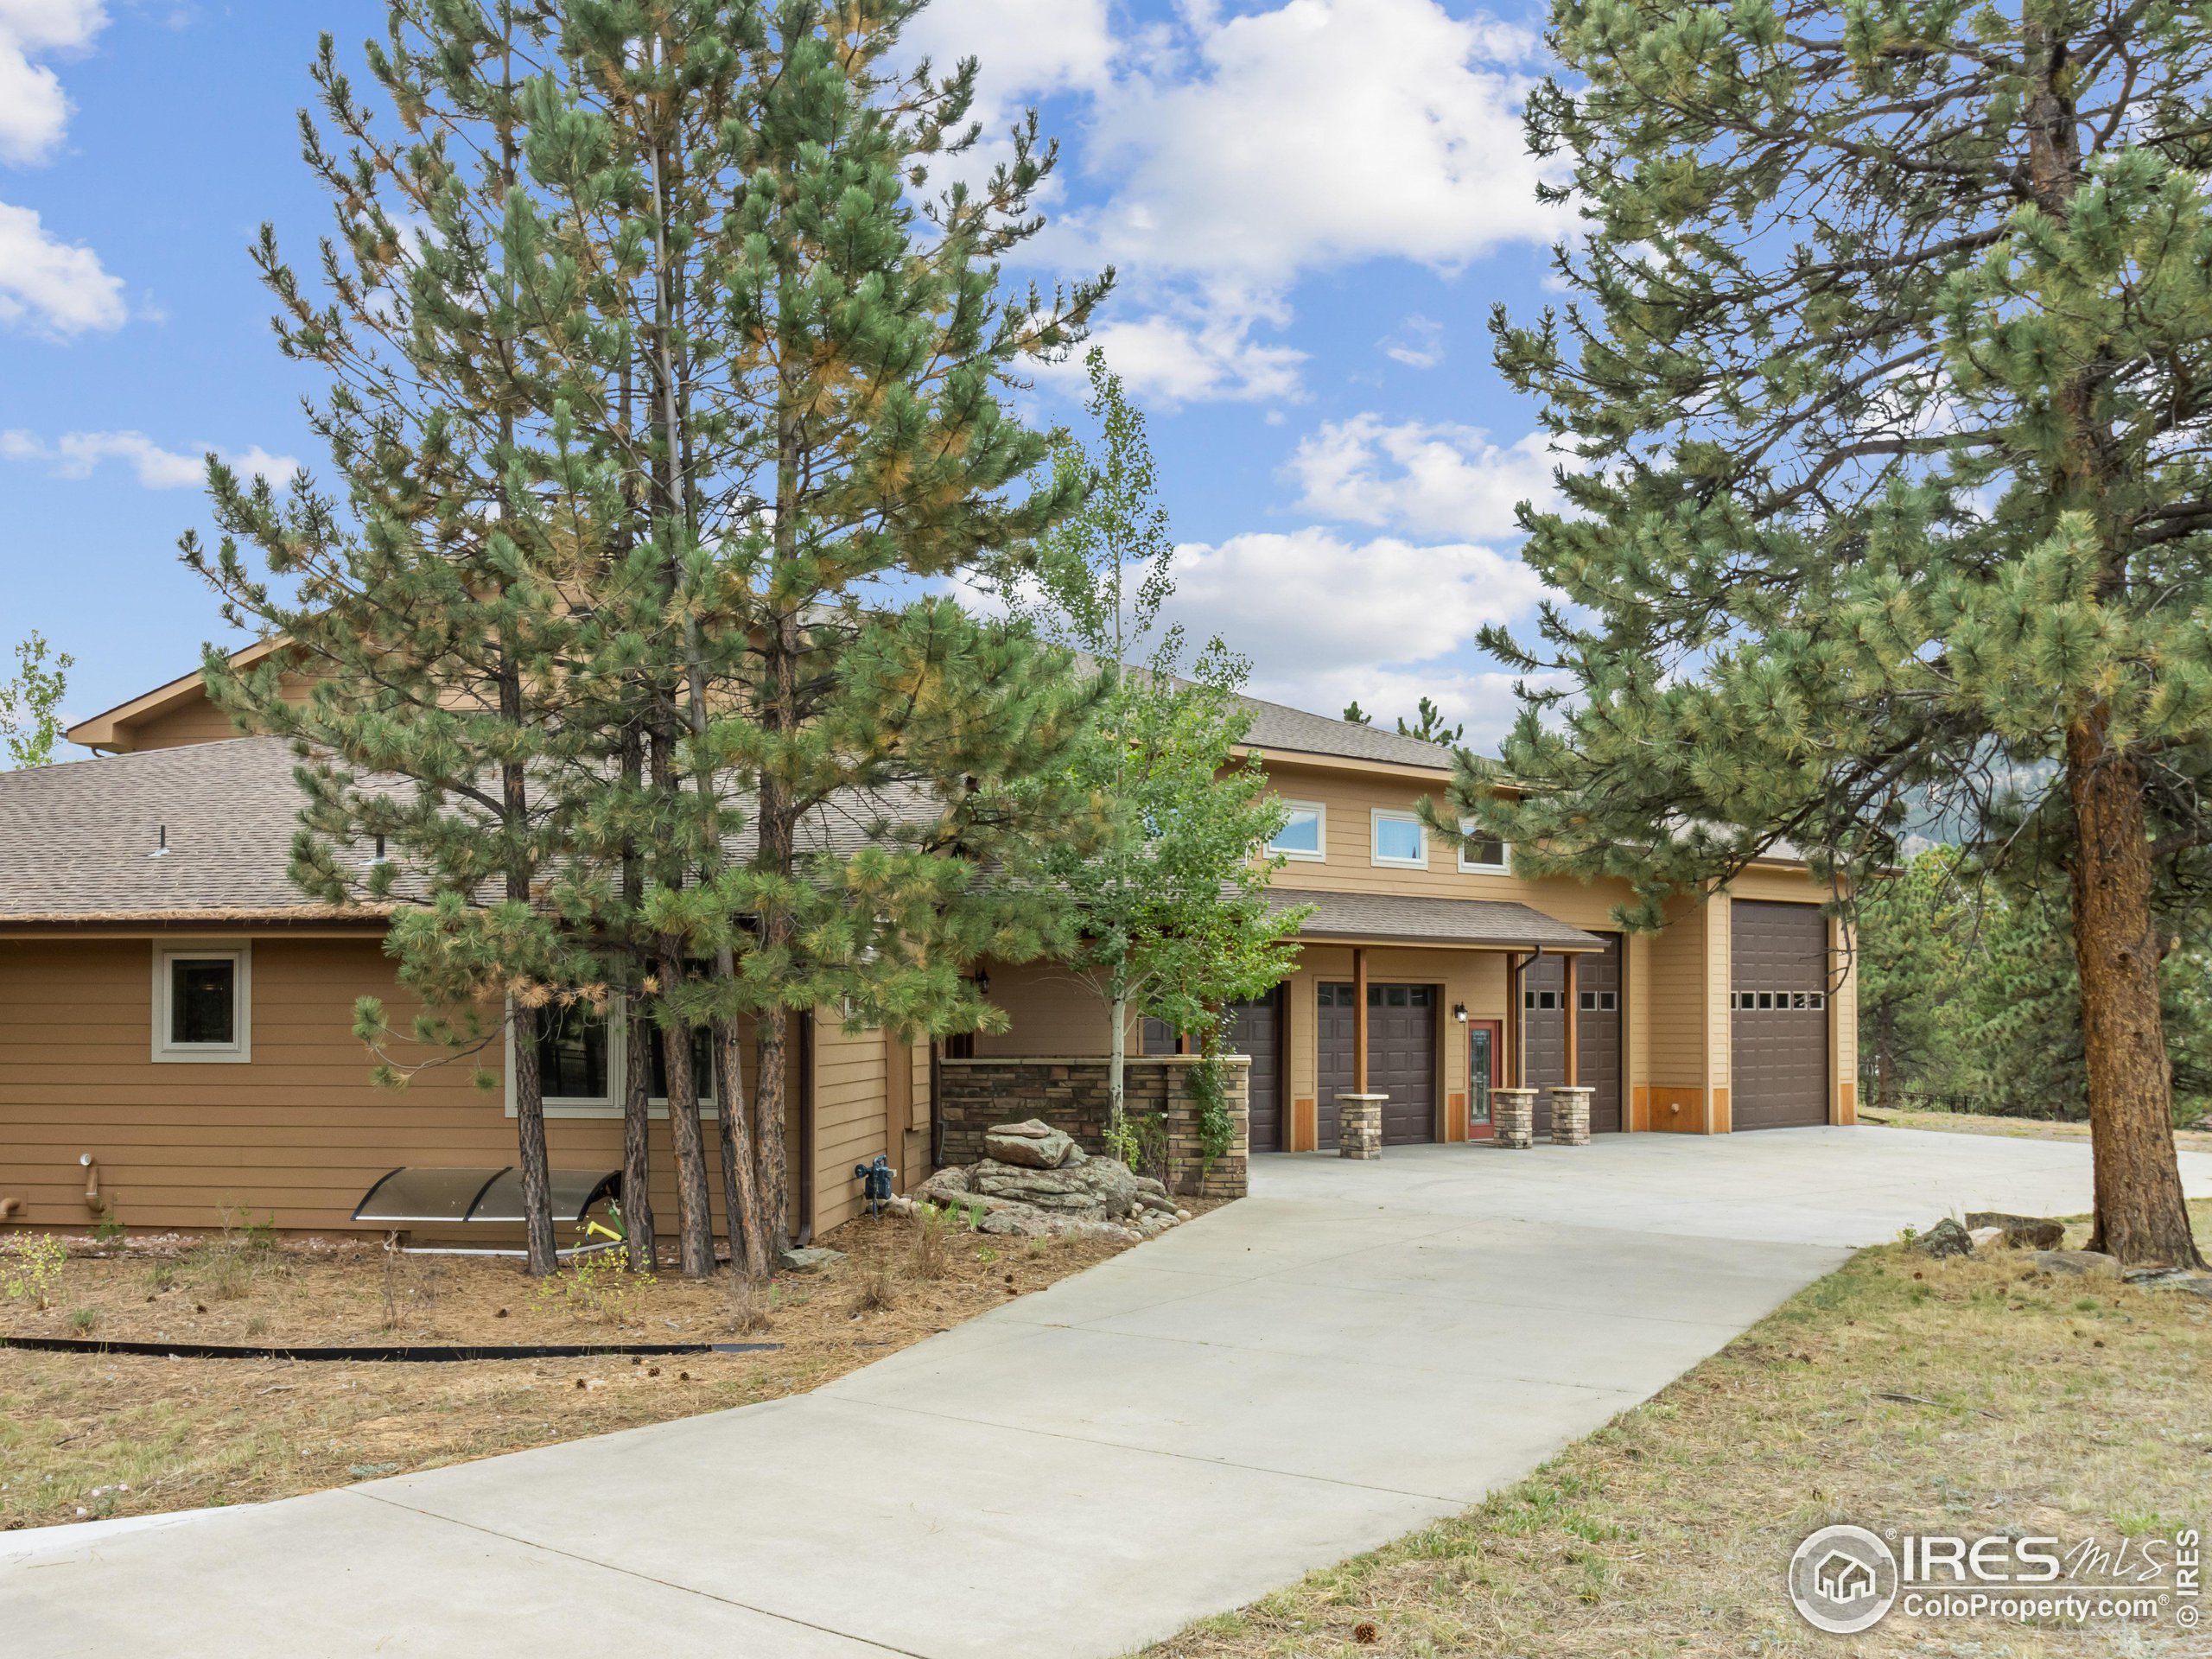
[1370,809,1427,868]
[1458,822,1510,874]
[152,943,251,1063]
[1268,801,1326,861]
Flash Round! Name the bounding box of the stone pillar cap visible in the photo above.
[1333,1091,1390,1101]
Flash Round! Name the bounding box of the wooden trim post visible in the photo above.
[1352,946,1370,1096]
[1563,950,1580,1088]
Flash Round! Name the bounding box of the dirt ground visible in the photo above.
[0,1207,1160,1531]
[1138,1202,2212,1659]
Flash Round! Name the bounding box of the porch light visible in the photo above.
[972,968,991,999]
[1452,1002,1469,1024]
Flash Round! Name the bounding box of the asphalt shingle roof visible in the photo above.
[1233,693,1470,770]
[1267,887,1604,950]
[0,737,340,922]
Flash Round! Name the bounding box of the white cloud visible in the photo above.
[912,0,1569,405]
[2,428,300,488]
[1163,526,1542,670]
[0,200,123,335]
[0,0,105,164]
[0,3,124,337]
[1069,0,1563,286]
[1379,314,1444,370]
[1287,664,1535,753]
[1286,415,1562,542]
[1060,290,1307,405]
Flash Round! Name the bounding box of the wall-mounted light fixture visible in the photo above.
[971,968,992,999]
[1452,1002,1470,1024]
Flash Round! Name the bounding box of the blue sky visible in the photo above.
[0,0,1572,753]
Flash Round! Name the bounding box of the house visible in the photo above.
[0,654,1856,1242]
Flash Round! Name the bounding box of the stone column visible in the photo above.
[1492,1088,1536,1149]
[1548,1085,1593,1147]
[1336,1093,1386,1160]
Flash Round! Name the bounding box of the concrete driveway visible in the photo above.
[8,1126,2209,1657]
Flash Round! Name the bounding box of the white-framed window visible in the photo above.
[1458,821,1510,873]
[1268,800,1327,861]
[507,998,721,1120]
[151,941,251,1064]
[1371,809,1427,868]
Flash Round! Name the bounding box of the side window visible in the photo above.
[1458,822,1510,873]
[1371,810,1427,868]
[1268,802,1326,861]
[153,944,251,1063]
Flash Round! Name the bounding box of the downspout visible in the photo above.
[793,1011,816,1248]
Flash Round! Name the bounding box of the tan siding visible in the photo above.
[0,938,837,1241]
[972,963,1116,1057]
[116,671,316,753]
[809,1008,888,1232]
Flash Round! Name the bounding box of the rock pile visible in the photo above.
[911,1118,1192,1241]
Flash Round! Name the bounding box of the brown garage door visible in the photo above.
[1223,989,1283,1153]
[1730,901,1830,1129]
[1317,982,1438,1147]
[1521,937,1623,1134]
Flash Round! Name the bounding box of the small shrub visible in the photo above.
[851,1267,898,1315]
[534,1254,647,1324]
[91,1210,124,1248]
[910,1205,957,1281]
[2,1234,67,1310]
[143,1262,175,1294]
[67,1305,99,1334]
[245,1314,270,1338]
[199,1249,251,1303]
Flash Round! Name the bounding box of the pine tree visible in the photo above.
[1340,700,1371,727]
[1395,696,1463,747]
[0,633,72,769]
[1459,0,2212,1264]
[188,2,632,1278]
[1010,350,1307,1143]
[1855,849,1972,1108]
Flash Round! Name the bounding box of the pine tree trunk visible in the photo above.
[620,988,656,1274]
[510,999,556,1277]
[713,1016,768,1276]
[755,1007,793,1255]
[656,943,719,1280]
[2066,714,2205,1267]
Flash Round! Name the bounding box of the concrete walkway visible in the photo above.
[8,1127,2209,1657]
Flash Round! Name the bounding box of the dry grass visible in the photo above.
[1138,1202,2212,1659]
[0,1211,1138,1531]
[1861,1106,2212,1157]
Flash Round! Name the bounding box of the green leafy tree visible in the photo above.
[1454,0,2212,1264]
[1395,696,1463,747]
[0,633,72,769]
[1011,350,1306,1141]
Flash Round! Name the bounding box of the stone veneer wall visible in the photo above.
[936,1055,1249,1199]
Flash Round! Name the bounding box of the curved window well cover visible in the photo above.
[353,1166,620,1225]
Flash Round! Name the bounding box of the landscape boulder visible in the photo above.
[2029,1249,2120,1278]
[1964,1211,2067,1250]
[778,1246,844,1274]
[1913,1217,1974,1258]
[982,1119,1081,1171]
[912,1141,1187,1243]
